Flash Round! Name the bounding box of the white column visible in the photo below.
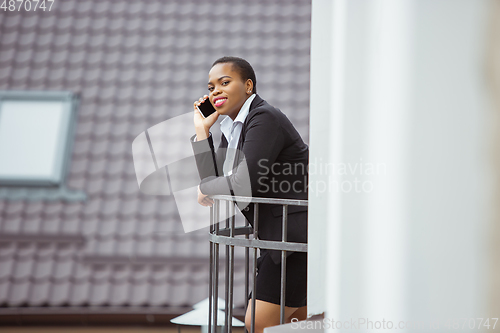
[307,0,345,319]
[362,0,413,323]
[308,0,491,331]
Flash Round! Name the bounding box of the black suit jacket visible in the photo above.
[190,94,309,264]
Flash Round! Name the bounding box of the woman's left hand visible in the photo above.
[197,185,214,207]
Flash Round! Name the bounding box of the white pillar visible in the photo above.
[309,0,491,331]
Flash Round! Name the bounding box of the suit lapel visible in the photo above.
[233,94,266,170]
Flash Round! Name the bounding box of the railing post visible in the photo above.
[209,205,213,333]
[280,204,288,325]
[213,199,220,333]
[227,201,235,333]
[224,201,230,333]
[244,207,249,333]
[251,203,259,333]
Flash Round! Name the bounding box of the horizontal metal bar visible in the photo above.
[209,194,308,206]
[209,234,307,252]
[217,226,254,237]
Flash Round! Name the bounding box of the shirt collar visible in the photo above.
[220,93,256,135]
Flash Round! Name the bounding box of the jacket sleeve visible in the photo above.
[190,132,220,180]
[197,109,285,197]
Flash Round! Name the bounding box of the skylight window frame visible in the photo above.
[0,90,79,188]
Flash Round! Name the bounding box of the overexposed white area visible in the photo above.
[173,185,211,233]
[148,113,195,167]
[171,297,244,331]
[0,100,67,184]
[308,0,490,331]
[133,113,251,232]
[307,0,343,320]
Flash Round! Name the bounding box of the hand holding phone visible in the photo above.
[197,95,217,118]
[193,95,219,140]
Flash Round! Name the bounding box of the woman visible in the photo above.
[191,56,309,333]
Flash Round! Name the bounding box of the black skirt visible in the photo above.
[247,249,307,308]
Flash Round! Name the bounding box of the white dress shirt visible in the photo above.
[220,94,256,176]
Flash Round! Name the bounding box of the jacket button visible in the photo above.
[244,206,250,212]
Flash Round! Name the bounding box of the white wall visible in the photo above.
[308,0,491,331]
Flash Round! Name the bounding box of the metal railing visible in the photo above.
[208,194,308,333]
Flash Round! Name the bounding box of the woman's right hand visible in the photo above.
[197,185,214,207]
[193,95,220,140]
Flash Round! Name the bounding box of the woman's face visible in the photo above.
[208,63,252,120]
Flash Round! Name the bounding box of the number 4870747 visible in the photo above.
[1,0,55,12]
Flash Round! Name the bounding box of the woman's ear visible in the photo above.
[246,79,253,94]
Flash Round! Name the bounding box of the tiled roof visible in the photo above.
[0,0,311,315]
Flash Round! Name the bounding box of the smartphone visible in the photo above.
[197,98,216,118]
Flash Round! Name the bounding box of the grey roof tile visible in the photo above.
[81,219,99,236]
[100,199,121,217]
[29,279,51,306]
[115,238,136,256]
[16,242,36,259]
[0,257,14,280]
[12,257,33,280]
[153,239,172,256]
[86,177,105,196]
[75,1,93,15]
[71,138,92,158]
[0,279,9,304]
[102,179,122,196]
[109,281,131,306]
[136,197,159,218]
[2,216,22,233]
[115,217,136,239]
[90,264,112,283]
[4,201,25,217]
[72,263,91,282]
[44,202,64,218]
[14,48,33,64]
[34,32,54,48]
[95,238,114,256]
[1,29,19,48]
[129,281,150,306]
[73,16,92,31]
[21,218,42,234]
[149,282,169,306]
[53,259,74,282]
[48,279,71,306]
[134,239,155,257]
[59,216,81,234]
[69,280,90,306]
[32,258,54,282]
[135,218,156,239]
[9,279,30,305]
[111,265,131,283]
[2,14,21,29]
[55,243,77,259]
[91,1,110,15]
[40,217,61,234]
[61,202,84,219]
[35,243,56,260]
[108,2,127,15]
[23,201,45,218]
[97,219,118,238]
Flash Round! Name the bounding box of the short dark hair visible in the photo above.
[212,56,257,94]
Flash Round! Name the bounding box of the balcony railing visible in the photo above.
[208,194,308,333]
